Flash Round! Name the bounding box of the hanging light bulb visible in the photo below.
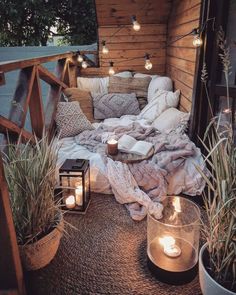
[192,28,203,47]
[77,51,84,63]
[108,61,115,75]
[131,15,141,31]
[81,60,88,69]
[193,35,203,47]
[102,40,109,54]
[144,53,152,70]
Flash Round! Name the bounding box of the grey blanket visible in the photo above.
[75,122,206,201]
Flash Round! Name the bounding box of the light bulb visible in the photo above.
[78,54,83,63]
[132,16,141,31]
[193,35,203,47]
[81,61,88,69]
[102,40,109,54]
[108,61,115,75]
[144,54,152,70]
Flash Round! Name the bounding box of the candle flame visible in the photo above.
[159,236,181,257]
[159,236,176,248]
[173,196,181,213]
[108,139,118,144]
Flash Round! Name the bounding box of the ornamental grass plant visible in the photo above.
[196,27,236,292]
[3,133,61,246]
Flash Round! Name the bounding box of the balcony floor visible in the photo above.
[26,193,202,295]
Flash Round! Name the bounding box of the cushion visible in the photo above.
[63,88,94,122]
[152,108,190,133]
[76,72,132,94]
[77,77,109,93]
[91,92,140,120]
[108,76,151,110]
[138,89,180,123]
[55,101,94,138]
[147,76,173,102]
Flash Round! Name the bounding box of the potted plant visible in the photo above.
[196,28,236,295]
[3,133,64,271]
[196,122,236,294]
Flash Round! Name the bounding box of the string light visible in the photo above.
[81,60,88,69]
[102,40,109,54]
[77,51,84,63]
[192,28,203,47]
[144,53,152,70]
[108,61,115,75]
[131,15,141,31]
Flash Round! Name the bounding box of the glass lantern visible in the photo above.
[58,159,90,213]
[147,196,200,285]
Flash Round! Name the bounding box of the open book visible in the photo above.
[118,134,153,156]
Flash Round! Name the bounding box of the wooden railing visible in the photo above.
[0,50,97,141]
[0,49,97,294]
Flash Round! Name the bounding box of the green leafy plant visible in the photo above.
[3,133,62,245]
[196,27,236,292]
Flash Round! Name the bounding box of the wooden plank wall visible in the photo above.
[83,0,172,77]
[166,0,201,112]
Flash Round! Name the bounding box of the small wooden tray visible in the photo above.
[106,147,154,163]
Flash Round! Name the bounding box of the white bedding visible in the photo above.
[57,115,204,196]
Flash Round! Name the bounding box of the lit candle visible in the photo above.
[173,197,181,213]
[107,138,118,155]
[159,236,181,258]
[75,182,83,205]
[65,195,76,209]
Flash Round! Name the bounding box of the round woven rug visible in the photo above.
[26,194,202,295]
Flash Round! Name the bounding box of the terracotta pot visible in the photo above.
[19,216,64,271]
[199,243,235,295]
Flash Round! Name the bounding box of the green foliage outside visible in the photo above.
[0,0,97,46]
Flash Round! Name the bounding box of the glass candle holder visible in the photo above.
[147,196,200,285]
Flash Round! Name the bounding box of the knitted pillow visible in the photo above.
[55,101,94,138]
[108,76,151,110]
[91,92,140,120]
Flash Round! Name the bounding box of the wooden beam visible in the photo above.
[45,59,69,131]
[0,71,5,86]
[0,52,74,73]
[38,65,68,89]
[8,67,35,127]
[0,157,25,294]
[68,55,78,87]
[29,68,45,138]
[0,51,97,73]
[0,115,33,142]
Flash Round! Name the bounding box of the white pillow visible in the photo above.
[152,108,190,133]
[77,72,132,94]
[77,77,109,93]
[148,76,173,102]
[138,89,180,123]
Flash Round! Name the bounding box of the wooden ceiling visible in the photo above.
[95,0,172,26]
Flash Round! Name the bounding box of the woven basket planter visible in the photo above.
[19,216,64,271]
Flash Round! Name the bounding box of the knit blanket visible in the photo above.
[74,122,205,220]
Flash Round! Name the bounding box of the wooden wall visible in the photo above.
[82,0,202,114]
[166,0,201,112]
[83,0,172,76]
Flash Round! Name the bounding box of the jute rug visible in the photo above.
[26,194,202,295]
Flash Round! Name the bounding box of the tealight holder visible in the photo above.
[147,196,200,285]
